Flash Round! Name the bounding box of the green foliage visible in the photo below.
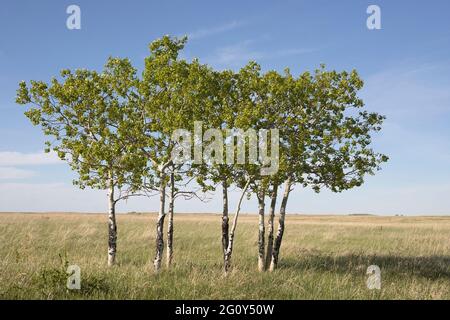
[276,66,388,192]
[16,34,388,204]
[16,58,146,191]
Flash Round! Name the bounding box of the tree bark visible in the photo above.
[154,173,166,273]
[257,188,265,272]
[224,179,250,274]
[221,180,229,261]
[269,178,291,271]
[107,179,117,267]
[265,184,278,270]
[166,171,175,268]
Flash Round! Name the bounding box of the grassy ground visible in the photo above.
[0,213,449,299]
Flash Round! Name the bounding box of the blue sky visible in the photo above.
[1,0,450,214]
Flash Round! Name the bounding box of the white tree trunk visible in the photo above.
[257,189,265,272]
[107,180,117,267]
[269,178,291,271]
[221,180,229,262]
[265,184,278,270]
[166,172,175,268]
[224,179,250,274]
[154,173,166,273]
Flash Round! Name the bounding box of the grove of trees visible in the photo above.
[16,36,388,274]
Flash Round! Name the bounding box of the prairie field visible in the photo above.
[0,213,449,299]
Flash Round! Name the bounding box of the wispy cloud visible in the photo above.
[0,151,62,166]
[0,151,62,181]
[205,39,315,68]
[0,167,36,180]
[187,21,244,40]
[211,39,263,65]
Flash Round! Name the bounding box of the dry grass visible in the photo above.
[0,213,449,299]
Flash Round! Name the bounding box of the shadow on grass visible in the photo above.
[279,250,450,280]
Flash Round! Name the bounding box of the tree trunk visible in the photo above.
[265,184,278,270]
[269,178,291,271]
[154,173,166,273]
[221,180,229,261]
[257,188,265,272]
[107,180,117,267]
[166,172,175,268]
[224,179,250,274]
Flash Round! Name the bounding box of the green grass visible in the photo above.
[0,213,449,299]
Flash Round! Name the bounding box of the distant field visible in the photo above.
[0,213,449,299]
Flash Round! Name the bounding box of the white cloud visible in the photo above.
[0,151,62,182]
[187,21,244,40]
[0,167,36,180]
[212,40,263,65]
[0,151,62,166]
[205,39,315,68]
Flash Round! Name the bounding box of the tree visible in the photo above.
[267,66,388,271]
[221,62,282,273]
[16,35,388,275]
[220,64,388,272]
[130,36,211,272]
[250,69,290,272]
[231,62,269,272]
[16,58,145,266]
[191,68,240,271]
[133,36,188,272]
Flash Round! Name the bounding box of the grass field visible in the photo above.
[0,213,449,299]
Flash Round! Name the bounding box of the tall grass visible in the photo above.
[0,213,449,299]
